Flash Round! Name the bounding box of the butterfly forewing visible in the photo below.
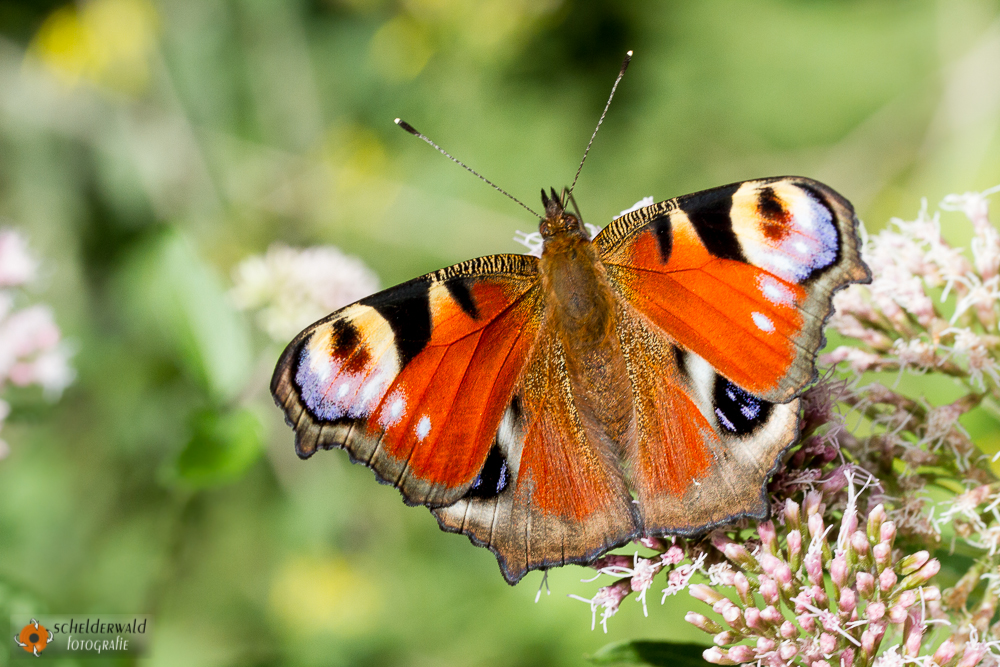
[271,254,543,508]
[597,176,870,403]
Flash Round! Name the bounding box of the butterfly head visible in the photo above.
[539,187,583,239]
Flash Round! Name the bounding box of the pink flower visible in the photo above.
[0,230,37,287]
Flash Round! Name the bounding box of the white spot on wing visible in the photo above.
[758,275,795,307]
[378,389,407,428]
[337,382,350,398]
[752,312,775,333]
[416,415,432,441]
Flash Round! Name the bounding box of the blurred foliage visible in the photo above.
[0,0,999,665]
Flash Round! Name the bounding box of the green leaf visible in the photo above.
[588,641,710,667]
[117,227,252,403]
[175,407,263,487]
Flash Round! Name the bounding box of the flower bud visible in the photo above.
[714,631,738,646]
[895,590,916,608]
[879,568,898,592]
[662,546,685,565]
[779,643,799,661]
[690,584,726,605]
[775,563,794,589]
[780,621,798,639]
[787,530,803,571]
[702,647,736,665]
[842,511,859,538]
[866,602,886,621]
[728,645,754,663]
[759,520,777,555]
[784,499,801,532]
[799,614,816,633]
[861,629,878,656]
[761,606,783,624]
[744,606,765,632]
[813,661,831,667]
[898,550,930,576]
[957,644,988,667]
[808,513,825,541]
[713,598,734,615]
[880,521,896,546]
[851,531,870,557]
[804,490,824,517]
[888,605,908,624]
[867,504,887,544]
[760,553,780,576]
[805,551,824,586]
[756,637,775,653]
[685,612,723,635]
[898,558,941,591]
[759,576,780,606]
[933,639,957,665]
[856,572,875,599]
[820,633,837,653]
[723,543,760,573]
[874,542,892,570]
[830,553,848,589]
[839,587,856,614]
[734,571,751,605]
[903,620,924,657]
[722,605,743,629]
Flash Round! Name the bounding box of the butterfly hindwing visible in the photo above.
[271,254,543,508]
[598,176,870,403]
[616,304,800,533]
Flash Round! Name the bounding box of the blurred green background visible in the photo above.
[1,0,1000,665]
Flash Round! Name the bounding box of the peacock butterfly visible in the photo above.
[270,56,871,585]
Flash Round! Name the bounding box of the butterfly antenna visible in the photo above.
[394,118,542,219]
[567,50,633,198]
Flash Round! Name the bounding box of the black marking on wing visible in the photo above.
[757,186,786,222]
[445,277,479,320]
[681,182,746,262]
[465,445,510,499]
[360,279,432,367]
[797,182,843,282]
[672,345,687,378]
[509,394,524,423]
[649,212,673,263]
[713,376,773,436]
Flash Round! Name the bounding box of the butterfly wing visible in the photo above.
[271,254,544,508]
[274,252,639,584]
[599,177,869,402]
[616,303,800,533]
[433,331,639,584]
[598,177,869,531]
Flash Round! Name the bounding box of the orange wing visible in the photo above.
[272,255,543,508]
[598,177,869,533]
[598,177,870,403]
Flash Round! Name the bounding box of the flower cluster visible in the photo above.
[0,228,74,458]
[575,187,1000,666]
[230,243,379,342]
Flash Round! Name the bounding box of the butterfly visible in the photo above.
[271,172,870,584]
